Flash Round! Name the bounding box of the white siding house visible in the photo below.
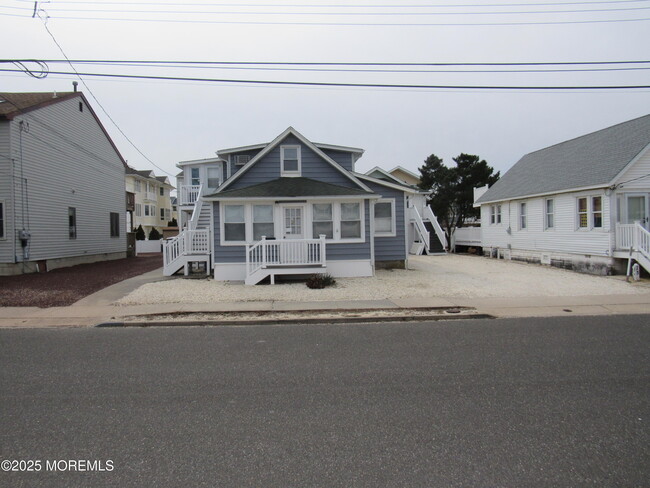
[476,114,650,275]
[0,91,128,275]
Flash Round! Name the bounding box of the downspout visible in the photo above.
[404,194,409,269]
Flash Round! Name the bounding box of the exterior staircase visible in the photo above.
[163,185,212,276]
[410,205,447,255]
[616,222,650,275]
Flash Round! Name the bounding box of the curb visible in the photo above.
[95,312,495,328]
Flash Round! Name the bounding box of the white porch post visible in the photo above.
[261,236,267,268]
[319,234,326,266]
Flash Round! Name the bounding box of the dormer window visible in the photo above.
[281,145,301,177]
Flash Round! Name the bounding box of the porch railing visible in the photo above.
[163,229,210,274]
[180,184,202,205]
[246,236,327,277]
[616,222,650,259]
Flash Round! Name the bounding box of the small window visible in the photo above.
[207,167,221,190]
[490,205,496,225]
[341,202,361,239]
[160,208,165,221]
[375,200,395,236]
[578,197,588,228]
[592,196,602,228]
[160,187,164,196]
[68,207,77,239]
[191,168,200,187]
[253,205,274,240]
[224,205,245,241]
[79,101,83,112]
[110,212,120,237]
[519,202,527,230]
[545,199,554,229]
[281,146,301,176]
[0,201,5,239]
[135,204,142,217]
[312,203,333,239]
[144,204,150,216]
[496,205,502,224]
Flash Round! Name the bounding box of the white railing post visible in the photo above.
[261,236,267,268]
[319,234,326,266]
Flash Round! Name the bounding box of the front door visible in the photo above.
[282,206,304,239]
[626,194,650,230]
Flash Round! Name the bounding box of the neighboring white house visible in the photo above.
[475,114,650,275]
[0,91,128,275]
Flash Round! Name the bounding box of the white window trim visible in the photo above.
[374,198,397,237]
[0,199,5,240]
[519,201,527,231]
[490,204,502,225]
[219,200,366,246]
[280,145,301,177]
[544,198,555,230]
[576,194,605,231]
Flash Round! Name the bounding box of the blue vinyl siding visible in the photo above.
[212,200,372,263]
[228,135,359,190]
[365,181,407,261]
[212,202,246,263]
[321,148,354,172]
[325,200,371,261]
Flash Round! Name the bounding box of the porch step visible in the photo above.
[423,221,446,254]
[245,265,327,285]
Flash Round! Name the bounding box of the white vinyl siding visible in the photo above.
[3,96,125,263]
[481,190,611,257]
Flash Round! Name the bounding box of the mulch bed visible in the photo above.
[0,254,163,308]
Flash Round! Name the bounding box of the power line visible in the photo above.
[12,0,650,7]
[1,67,648,90]
[13,5,650,15]
[35,17,174,177]
[3,10,650,26]
[7,59,650,66]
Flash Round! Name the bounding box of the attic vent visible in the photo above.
[234,155,251,165]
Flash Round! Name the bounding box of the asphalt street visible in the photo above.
[1,315,649,487]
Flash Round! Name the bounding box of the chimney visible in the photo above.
[72,81,78,92]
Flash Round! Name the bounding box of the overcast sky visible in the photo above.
[1,0,649,186]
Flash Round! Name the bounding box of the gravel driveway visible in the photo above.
[116,254,646,306]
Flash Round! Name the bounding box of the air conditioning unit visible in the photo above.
[234,155,251,165]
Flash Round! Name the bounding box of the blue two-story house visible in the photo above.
[165,127,444,284]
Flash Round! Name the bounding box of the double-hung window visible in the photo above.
[281,146,301,176]
[144,204,150,216]
[160,208,165,221]
[253,205,274,240]
[160,187,165,196]
[545,199,554,229]
[341,203,361,239]
[191,168,200,187]
[375,200,395,236]
[577,197,589,228]
[224,205,246,241]
[592,196,603,228]
[519,202,527,230]
[312,204,334,239]
[68,207,77,239]
[110,212,120,237]
[490,205,502,224]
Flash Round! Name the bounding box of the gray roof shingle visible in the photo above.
[205,177,373,199]
[476,114,650,204]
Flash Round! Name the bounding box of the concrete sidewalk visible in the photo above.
[2,292,649,328]
[2,265,649,328]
